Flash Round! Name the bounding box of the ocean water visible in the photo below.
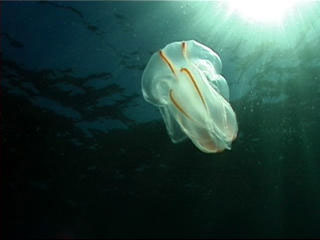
[2,1,320,238]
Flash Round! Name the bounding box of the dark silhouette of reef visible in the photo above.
[2,58,139,128]
[1,33,24,48]
[38,1,101,35]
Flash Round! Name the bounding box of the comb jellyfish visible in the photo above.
[141,40,238,153]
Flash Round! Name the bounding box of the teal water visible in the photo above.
[2,1,320,238]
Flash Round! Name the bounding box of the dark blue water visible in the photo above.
[2,1,320,238]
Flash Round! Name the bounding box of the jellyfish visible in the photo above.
[141,40,238,153]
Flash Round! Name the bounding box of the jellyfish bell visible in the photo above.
[142,40,238,153]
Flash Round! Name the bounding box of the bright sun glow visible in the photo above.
[226,0,300,23]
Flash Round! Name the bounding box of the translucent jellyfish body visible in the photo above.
[142,40,238,153]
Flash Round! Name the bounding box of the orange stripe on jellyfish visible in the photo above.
[159,50,176,76]
[180,68,207,109]
[169,89,192,120]
[182,42,187,58]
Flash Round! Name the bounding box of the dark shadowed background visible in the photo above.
[2,1,320,238]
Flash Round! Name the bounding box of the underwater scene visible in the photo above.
[2,1,320,238]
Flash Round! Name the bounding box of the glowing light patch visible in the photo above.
[226,0,300,23]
